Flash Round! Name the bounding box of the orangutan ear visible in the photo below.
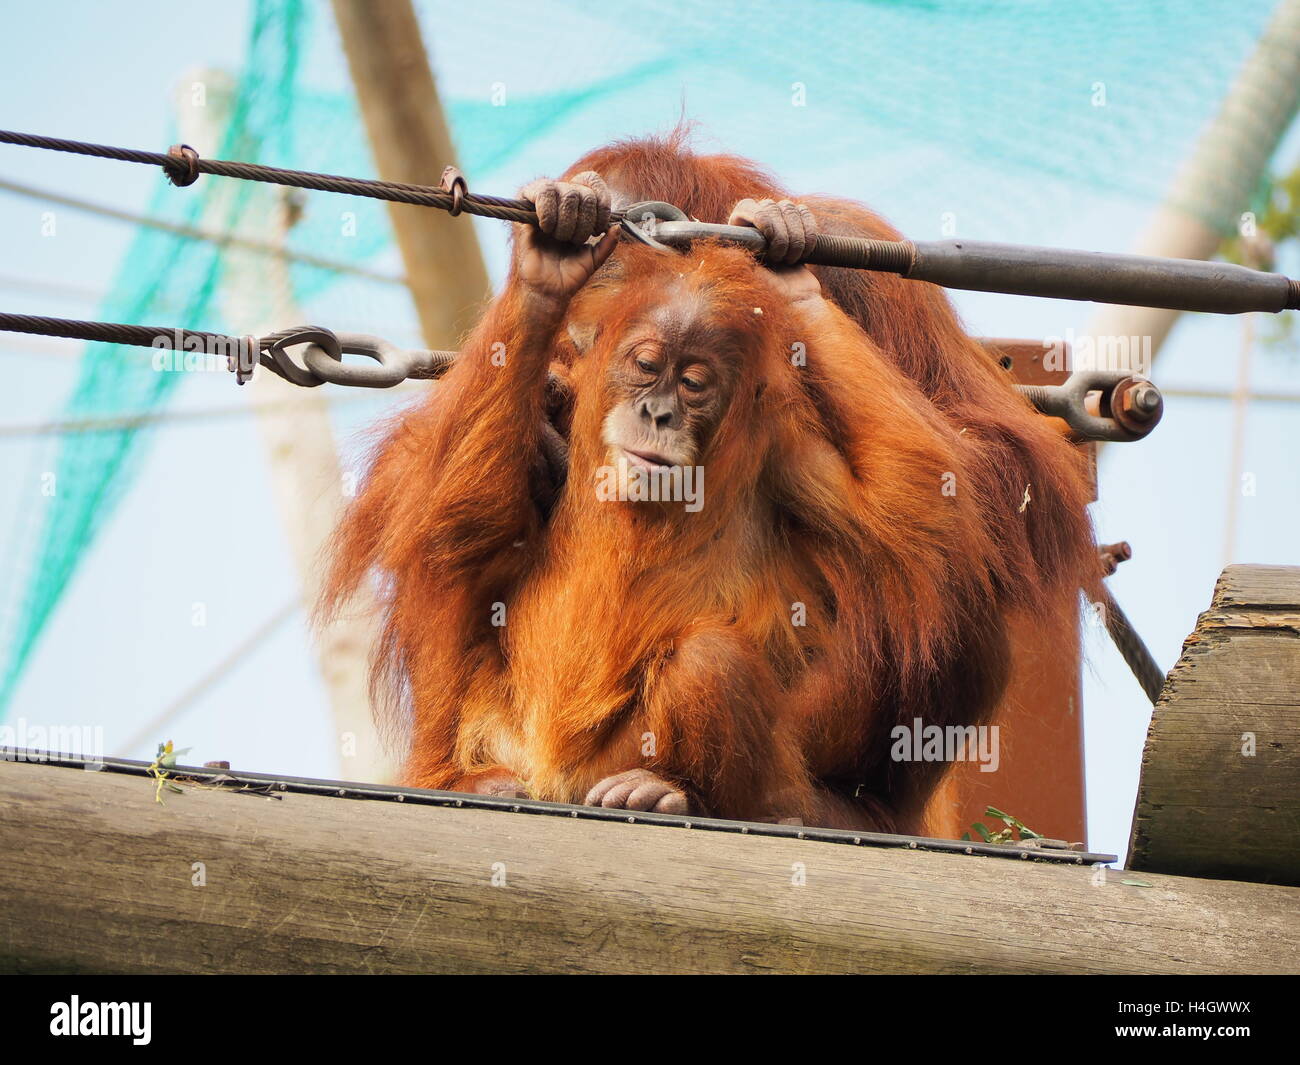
[567,320,600,356]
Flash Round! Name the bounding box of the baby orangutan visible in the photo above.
[326,176,1017,831]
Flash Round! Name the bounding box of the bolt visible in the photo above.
[1120,381,1160,421]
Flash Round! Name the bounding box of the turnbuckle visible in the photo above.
[1018,371,1163,442]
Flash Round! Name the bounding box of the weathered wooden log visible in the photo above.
[0,757,1295,974]
[1128,564,1300,885]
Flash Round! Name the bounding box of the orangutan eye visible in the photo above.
[636,357,658,374]
[681,373,707,393]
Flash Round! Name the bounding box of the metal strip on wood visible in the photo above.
[0,749,1116,865]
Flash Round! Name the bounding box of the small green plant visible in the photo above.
[1220,162,1300,349]
[961,805,1043,845]
[147,739,191,804]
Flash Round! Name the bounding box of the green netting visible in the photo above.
[0,0,1293,715]
[0,0,329,711]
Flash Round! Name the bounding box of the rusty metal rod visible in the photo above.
[5,130,1299,316]
[900,239,1298,314]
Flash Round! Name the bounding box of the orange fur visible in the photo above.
[565,130,1096,611]
[325,134,1098,832]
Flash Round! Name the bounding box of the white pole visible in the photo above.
[179,69,393,783]
[1085,0,1300,368]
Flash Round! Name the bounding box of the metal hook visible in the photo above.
[1018,371,1163,442]
[616,201,771,257]
[301,332,418,388]
[259,327,340,388]
[618,201,688,251]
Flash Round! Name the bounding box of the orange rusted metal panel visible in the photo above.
[923,341,1089,846]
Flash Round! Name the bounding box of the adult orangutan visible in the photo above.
[325,132,1097,832]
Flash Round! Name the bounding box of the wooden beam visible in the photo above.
[1128,565,1300,885]
[1,758,1295,974]
[331,0,491,348]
